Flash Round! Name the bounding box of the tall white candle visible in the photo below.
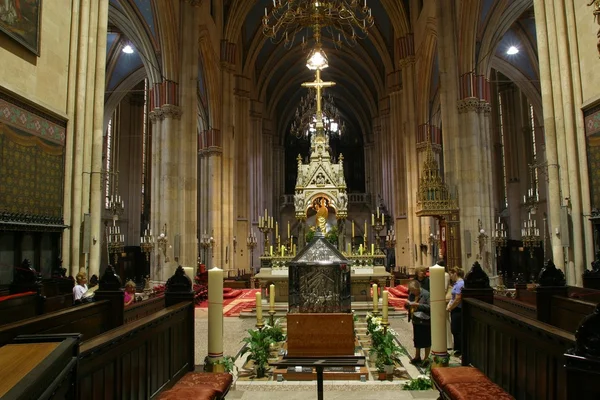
[269,284,275,312]
[382,290,389,321]
[256,292,263,322]
[372,283,378,312]
[208,267,224,363]
[429,264,447,355]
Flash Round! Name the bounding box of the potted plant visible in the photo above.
[369,330,405,378]
[240,328,274,378]
[375,359,388,380]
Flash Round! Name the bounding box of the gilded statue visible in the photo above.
[314,197,329,232]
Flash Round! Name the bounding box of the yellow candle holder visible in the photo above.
[255,319,265,330]
[381,320,390,334]
[268,310,276,326]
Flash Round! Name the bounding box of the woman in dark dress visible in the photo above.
[405,280,431,365]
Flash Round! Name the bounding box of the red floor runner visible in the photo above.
[196,288,261,317]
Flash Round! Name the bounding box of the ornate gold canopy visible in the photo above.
[294,129,347,220]
[415,139,458,217]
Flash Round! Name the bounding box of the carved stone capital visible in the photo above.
[478,101,492,114]
[161,104,183,120]
[149,108,164,123]
[399,56,416,69]
[457,98,480,114]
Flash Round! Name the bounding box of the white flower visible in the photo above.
[417,374,430,380]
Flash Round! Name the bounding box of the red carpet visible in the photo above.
[196,288,261,317]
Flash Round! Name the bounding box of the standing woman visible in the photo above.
[405,280,431,365]
[446,267,465,357]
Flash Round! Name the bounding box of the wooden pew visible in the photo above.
[123,295,165,324]
[0,291,39,325]
[0,334,80,400]
[0,300,113,346]
[462,298,575,399]
[77,265,196,399]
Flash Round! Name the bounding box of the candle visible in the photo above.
[371,214,375,226]
[270,246,273,256]
[429,264,447,355]
[269,284,275,312]
[381,213,384,224]
[293,244,296,256]
[371,243,375,255]
[208,267,224,364]
[265,208,268,219]
[372,283,378,312]
[359,244,363,255]
[275,221,278,238]
[347,243,351,254]
[377,207,380,217]
[382,290,389,321]
[352,221,355,237]
[140,236,144,244]
[288,222,291,239]
[281,245,285,257]
[364,220,367,235]
[256,292,263,322]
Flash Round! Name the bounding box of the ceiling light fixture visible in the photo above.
[506,46,519,55]
[263,0,374,49]
[122,44,134,54]
[306,45,329,70]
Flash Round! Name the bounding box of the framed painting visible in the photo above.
[0,0,42,55]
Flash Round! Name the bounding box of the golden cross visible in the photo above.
[302,69,336,128]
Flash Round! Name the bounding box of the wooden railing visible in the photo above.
[462,298,575,400]
[78,302,194,399]
[0,300,113,346]
[123,295,165,324]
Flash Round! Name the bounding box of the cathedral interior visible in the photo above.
[1,0,600,399]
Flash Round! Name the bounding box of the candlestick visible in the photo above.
[371,214,375,226]
[275,221,278,238]
[208,267,224,365]
[269,284,275,312]
[288,222,291,239]
[270,245,273,256]
[359,244,363,255]
[352,221,355,237]
[382,290,389,321]
[371,243,375,255]
[372,283,378,312]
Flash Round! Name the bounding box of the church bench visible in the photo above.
[0,300,113,346]
[123,294,165,324]
[157,372,233,400]
[432,367,514,400]
[462,298,575,399]
[0,291,39,325]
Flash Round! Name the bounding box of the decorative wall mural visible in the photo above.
[0,0,42,55]
[0,92,65,223]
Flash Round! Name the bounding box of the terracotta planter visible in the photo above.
[378,372,387,380]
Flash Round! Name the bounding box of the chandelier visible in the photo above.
[291,89,345,138]
[263,0,374,49]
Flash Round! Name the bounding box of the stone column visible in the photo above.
[250,102,264,263]
[532,0,569,277]
[235,75,251,274]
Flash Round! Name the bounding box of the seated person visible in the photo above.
[73,272,88,304]
[124,280,136,306]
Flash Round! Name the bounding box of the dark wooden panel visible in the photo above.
[550,296,595,334]
[493,296,537,319]
[123,296,165,324]
[0,301,112,346]
[77,303,193,400]
[463,298,575,400]
[0,292,38,325]
[286,313,354,357]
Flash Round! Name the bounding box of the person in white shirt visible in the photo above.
[73,272,88,304]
